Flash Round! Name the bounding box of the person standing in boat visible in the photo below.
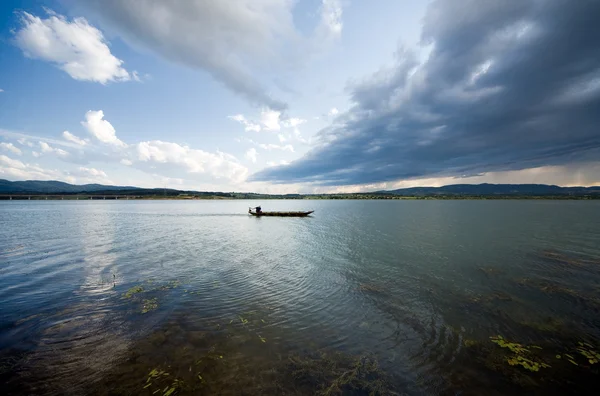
[255,206,262,214]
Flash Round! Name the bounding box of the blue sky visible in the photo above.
[1,0,599,192]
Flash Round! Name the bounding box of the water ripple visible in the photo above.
[1,200,600,394]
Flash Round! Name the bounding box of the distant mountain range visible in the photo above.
[0,179,139,193]
[1,179,599,197]
[380,183,600,196]
[0,179,231,198]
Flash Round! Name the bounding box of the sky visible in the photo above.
[0,0,599,193]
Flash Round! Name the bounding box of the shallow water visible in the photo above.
[1,200,599,395]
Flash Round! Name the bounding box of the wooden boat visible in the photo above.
[248,207,314,217]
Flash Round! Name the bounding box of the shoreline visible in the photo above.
[1,195,599,201]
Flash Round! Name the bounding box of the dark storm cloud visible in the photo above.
[251,0,600,185]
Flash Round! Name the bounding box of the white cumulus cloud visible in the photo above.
[260,109,281,131]
[281,117,307,143]
[14,10,132,84]
[0,155,25,169]
[232,111,307,135]
[16,138,33,147]
[77,166,108,178]
[229,110,289,132]
[245,148,258,163]
[0,153,113,185]
[39,141,52,153]
[266,160,290,167]
[0,142,22,155]
[282,117,306,128]
[0,154,64,181]
[69,166,112,184]
[228,114,262,132]
[81,110,127,147]
[136,140,248,183]
[39,141,69,157]
[62,131,87,146]
[256,142,294,152]
[120,159,133,166]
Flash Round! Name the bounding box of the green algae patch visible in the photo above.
[506,355,550,372]
[576,342,599,365]
[124,285,144,298]
[121,279,185,314]
[565,353,579,366]
[489,335,551,372]
[145,367,170,387]
[490,335,529,354]
[163,379,185,396]
[125,279,183,299]
[158,280,181,291]
[143,368,187,395]
[142,298,159,314]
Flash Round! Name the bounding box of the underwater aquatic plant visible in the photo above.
[564,354,579,366]
[463,339,478,348]
[158,280,181,291]
[287,353,393,395]
[490,335,529,354]
[576,342,599,365]
[124,285,144,298]
[142,298,158,313]
[489,335,551,372]
[163,379,185,396]
[143,368,170,389]
[506,355,550,372]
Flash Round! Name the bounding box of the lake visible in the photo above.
[1,200,599,395]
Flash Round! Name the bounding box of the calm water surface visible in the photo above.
[1,200,599,395]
